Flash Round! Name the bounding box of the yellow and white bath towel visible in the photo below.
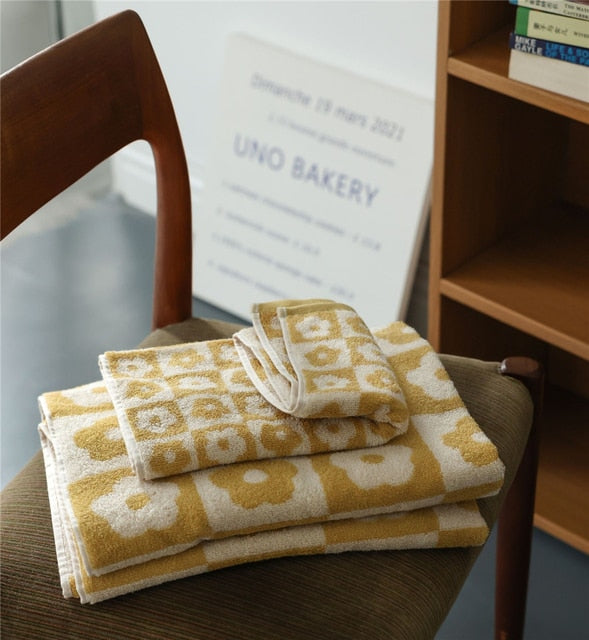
[39,322,504,603]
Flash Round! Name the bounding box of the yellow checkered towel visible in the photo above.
[39,322,504,603]
[98,322,409,481]
[234,299,408,423]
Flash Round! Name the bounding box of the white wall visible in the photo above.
[92,1,438,215]
[1,1,58,72]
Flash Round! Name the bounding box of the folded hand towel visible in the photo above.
[39,322,504,602]
[234,300,407,424]
[98,333,408,480]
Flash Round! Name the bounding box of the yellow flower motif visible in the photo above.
[219,343,242,364]
[149,440,193,476]
[344,313,369,335]
[208,340,242,366]
[74,417,126,461]
[46,383,111,417]
[368,400,409,432]
[310,373,351,391]
[171,371,221,395]
[91,475,180,538]
[306,401,346,418]
[443,417,498,467]
[257,308,283,339]
[294,316,333,340]
[203,426,247,465]
[364,368,396,390]
[312,420,353,449]
[233,392,275,418]
[128,402,185,440]
[192,396,232,420]
[377,321,422,346]
[406,351,455,400]
[304,345,341,367]
[353,341,384,364]
[112,354,157,378]
[124,380,166,401]
[329,446,414,490]
[259,420,303,456]
[208,459,298,509]
[168,349,202,370]
[126,493,150,511]
[60,383,111,408]
[224,368,252,390]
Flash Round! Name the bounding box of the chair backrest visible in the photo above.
[0,10,192,329]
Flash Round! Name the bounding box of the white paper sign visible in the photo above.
[194,34,433,327]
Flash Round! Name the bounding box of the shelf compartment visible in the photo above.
[535,386,589,554]
[440,205,589,359]
[447,26,589,125]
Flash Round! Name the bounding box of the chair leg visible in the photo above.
[495,357,544,640]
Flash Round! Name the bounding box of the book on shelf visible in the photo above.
[509,31,589,65]
[515,6,589,48]
[510,0,589,22]
[508,47,589,101]
[509,3,589,100]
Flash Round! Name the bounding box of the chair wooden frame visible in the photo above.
[1,10,192,329]
[496,357,543,640]
[1,11,542,639]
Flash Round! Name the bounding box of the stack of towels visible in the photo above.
[39,299,504,604]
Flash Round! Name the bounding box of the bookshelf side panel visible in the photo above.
[429,0,452,351]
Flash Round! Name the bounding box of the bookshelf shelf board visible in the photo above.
[447,26,589,125]
[534,386,589,554]
[440,207,589,359]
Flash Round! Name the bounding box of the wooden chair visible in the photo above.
[1,11,542,640]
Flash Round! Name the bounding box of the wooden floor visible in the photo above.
[1,193,587,639]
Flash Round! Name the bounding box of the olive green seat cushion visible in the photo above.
[1,318,533,640]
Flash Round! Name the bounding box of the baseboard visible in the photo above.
[111,143,204,218]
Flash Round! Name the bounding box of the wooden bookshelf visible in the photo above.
[430,1,589,554]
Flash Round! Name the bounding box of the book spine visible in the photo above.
[509,0,589,22]
[508,49,589,101]
[509,31,589,65]
[515,6,589,47]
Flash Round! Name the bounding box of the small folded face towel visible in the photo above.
[98,314,409,480]
[234,299,408,424]
[38,321,504,603]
